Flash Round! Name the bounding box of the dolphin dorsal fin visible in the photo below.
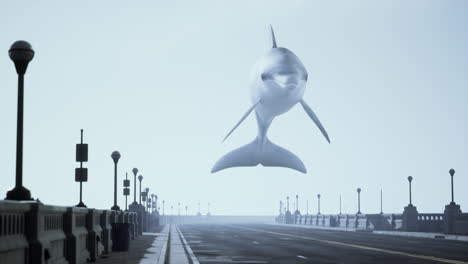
[270,25,277,48]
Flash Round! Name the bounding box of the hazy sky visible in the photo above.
[1,0,467,215]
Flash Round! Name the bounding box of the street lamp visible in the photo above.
[6,41,35,201]
[123,172,130,211]
[286,196,290,212]
[407,176,413,206]
[185,205,188,216]
[138,175,143,205]
[145,187,150,211]
[162,200,165,215]
[178,202,181,216]
[339,194,342,214]
[132,168,138,205]
[356,188,362,214]
[111,151,121,211]
[295,194,299,212]
[380,189,383,214]
[317,194,321,214]
[449,169,455,205]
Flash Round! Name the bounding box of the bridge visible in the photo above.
[1,31,468,264]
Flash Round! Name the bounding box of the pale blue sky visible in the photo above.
[0,0,467,215]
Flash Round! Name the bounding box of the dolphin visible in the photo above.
[211,26,330,174]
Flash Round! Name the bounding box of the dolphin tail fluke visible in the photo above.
[211,137,307,173]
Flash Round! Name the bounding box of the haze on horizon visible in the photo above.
[0,0,467,216]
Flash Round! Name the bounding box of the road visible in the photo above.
[179,224,468,264]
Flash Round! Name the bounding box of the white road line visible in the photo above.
[228,225,468,264]
[297,255,309,259]
[252,241,260,244]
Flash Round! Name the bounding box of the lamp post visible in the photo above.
[295,194,299,212]
[306,200,308,215]
[185,205,188,216]
[123,172,130,211]
[339,194,342,214]
[449,169,455,205]
[138,175,143,205]
[162,200,165,215]
[142,191,147,212]
[132,168,138,205]
[111,151,121,211]
[6,41,35,201]
[75,129,88,207]
[145,188,150,211]
[356,188,362,214]
[317,194,321,214]
[407,176,413,206]
[286,196,290,212]
[380,189,383,214]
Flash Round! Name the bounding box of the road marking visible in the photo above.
[229,225,468,264]
[252,241,260,244]
[297,255,309,259]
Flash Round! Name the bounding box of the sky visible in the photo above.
[0,0,467,216]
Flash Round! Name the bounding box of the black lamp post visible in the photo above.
[75,129,88,207]
[123,172,130,211]
[132,168,138,205]
[407,176,413,206]
[141,191,147,211]
[449,169,455,205]
[317,194,321,214]
[138,175,143,205]
[154,194,158,213]
[6,41,35,201]
[145,187,150,211]
[162,200,165,215]
[111,151,121,211]
[357,188,362,214]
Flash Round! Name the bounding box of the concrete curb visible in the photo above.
[176,225,200,264]
[269,223,357,232]
[269,223,468,242]
[156,225,171,264]
[373,230,468,242]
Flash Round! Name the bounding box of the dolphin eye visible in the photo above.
[261,73,272,82]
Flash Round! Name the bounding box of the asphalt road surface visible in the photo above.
[179,224,468,264]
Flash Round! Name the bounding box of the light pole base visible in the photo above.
[76,201,87,208]
[5,186,32,201]
[111,205,121,211]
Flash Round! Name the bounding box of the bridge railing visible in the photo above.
[0,200,159,264]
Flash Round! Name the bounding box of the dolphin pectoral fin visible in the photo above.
[299,99,331,143]
[222,98,261,142]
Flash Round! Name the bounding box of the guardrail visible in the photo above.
[0,200,159,264]
[277,210,468,235]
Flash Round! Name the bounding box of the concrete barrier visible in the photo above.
[86,209,104,262]
[64,207,90,263]
[100,210,113,255]
[0,201,30,264]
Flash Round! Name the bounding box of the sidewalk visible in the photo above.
[269,223,468,242]
[95,225,169,264]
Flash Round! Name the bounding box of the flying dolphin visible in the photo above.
[211,26,330,174]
